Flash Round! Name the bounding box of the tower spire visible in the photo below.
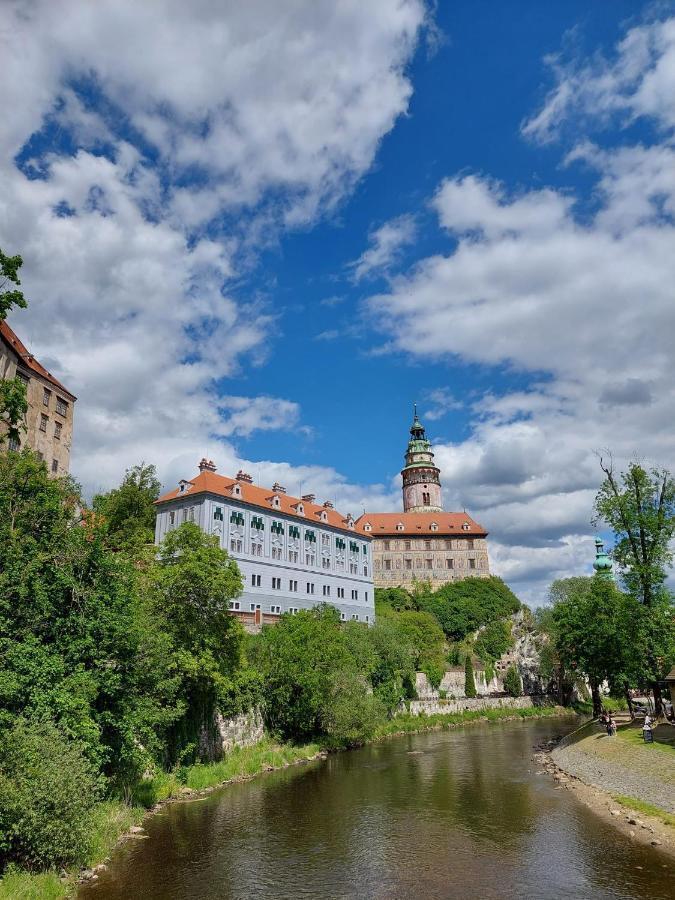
[593,537,614,581]
[401,408,443,512]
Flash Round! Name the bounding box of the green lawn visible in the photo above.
[612,794,675,828]
[616,722,675,756]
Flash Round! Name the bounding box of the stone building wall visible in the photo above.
[373,535,490,589]
[415,669,504,700]
[409,696,534,716]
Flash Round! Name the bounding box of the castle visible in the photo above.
[356,409,490,589]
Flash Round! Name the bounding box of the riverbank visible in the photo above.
[0,705,571,900]
[536,717,675,860]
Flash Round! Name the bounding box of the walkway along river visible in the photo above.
[80,717,673,899]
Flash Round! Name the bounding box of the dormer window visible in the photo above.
[462,522,471,531]
[320,510,327,522]
[296,503,304,515]
[364,523,372,532]
[396,522,404,531]
[431,522,438,532]
[233,484,241,497]
[178,480,191,494]
[273,496,280,508]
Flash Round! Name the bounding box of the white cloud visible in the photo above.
[350,214,417,281]
[367,14,675,602]
[423,387,463,421]
[0,0,428,495]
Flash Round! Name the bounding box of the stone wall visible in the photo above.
[216,707,264,754]
[409,696,534,716]
[415,668,504,700]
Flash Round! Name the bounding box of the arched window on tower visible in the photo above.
[423,492,430,506]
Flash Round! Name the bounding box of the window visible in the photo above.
[404,540,411,551]
[289,525,300,539]
[462,523,470,531]
[56,397,68,416]
[363,566,368,576]
[288,550,299,563]
[351,589,358,600]
[349,562,357,574]
[40,414,48,432]
[251,515,265,530]
[252,543,262,557]
[230,538,243,553]
[271,605,281,614]
[384,559,392,571]
[251,574,261,587]
[188,506,195,522]
[383,540,391,550]
[305,530,316,544]
[365,592,368,603]
[271,520,285,535]
[169,510,175,525]
[289,579,298,592]
[36,450,43,461]
[43,387,51,407]
[16,371,29,385]
[250,603,261,611]
[424,540,432,550]
[288,607,298,615]
[423,492,430,506]
[322,585,331,597]
[8,436,20,451]
[321,533,330,546]
[306,582,315,595]
[272,577,281,590]
[365,615,370,623]
[322,558,330,569]
[335,537,346,551]
[396,523,404,531]
[430,522,438,532]
[405,558,412,570]
[305,551,316,566]
[272,547,282,560]
[468,558,476,570]
[466,539,475,550]
[51,459,58,474]
[230,511,245,526]
[425,558,433,570]
[214,506,224,521]
[446,558,454,569]
[229,600,240,611]
[340,612,346,621]
[337,587,345,599]
[445,540,453,549]
[351,614,359,621]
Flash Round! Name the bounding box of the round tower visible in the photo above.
[593,537,615,581]
[401,406,443,513]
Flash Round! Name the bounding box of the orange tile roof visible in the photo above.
[1,320,76,400]
[156,468,370,536]
[355,510,487,537]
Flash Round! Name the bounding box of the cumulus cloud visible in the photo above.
[368,13,675,602]
[423,387,463,421]
[350,214,417,281]
[0,0,428,494]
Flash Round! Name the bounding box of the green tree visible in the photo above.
[391,610,446,688]
[504,665,522,698]
[595,457,675,710]
[474,619,513,669]
[0,377,28,448]
[465,654,477,698]
[419,576,521,641]
[93,462,161,550]
[320,670,385,749]
[0,248,27,320]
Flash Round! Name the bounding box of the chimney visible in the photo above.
[272,482,287,494]
[302,493,316,504]
[198,458,217,473]
[236,470,253,483]
[323,500,334,509]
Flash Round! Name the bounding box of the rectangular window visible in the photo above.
[51,459,58,474]
[349,563,357,574]
[230,538,243,553]
[445,540,453,549]
[335,537,346,551]
[340,612,346,621]
[467,540,475,550]
[384,559,392,571]
[213,506,224,521]
[289,550,299,563]
[424,540,432,550]
[43,387,51,406]
[272,577,281,590]
[251,515,265,530]
[351,614,359,621]
[322,558,330,569]
[363,566,368,576]
[250,602,261,611]
[337,587,345,599]
[251,573,261,587]
[270,605,281,614]
[289,607,298,615]
[304,530,316,543]
[351,589,358,600]
[230,511,245,526]
[16,371,29,385]
[252,543,262,557]
[272,547,282,560]
[188,506,195,522]
[271,520,285,535]
[405,558,412,570]
[56,397,68,416]
[365,615,370,623]
[323,585,331,597]
[305,551,315,565]
[468,558,476,570]
[322,533,330,546]
[425,558,433,570]
[229,600,240,611]
[404,540,411,551]
[169,510,175,525]
[289,525,300,539]
[365,592,368,602]
[383,540,391,550]
[446,558,454,569]
[306,582,315,594]
[40,414,48,432]
[289,579,298,592]
[54,421,62,440]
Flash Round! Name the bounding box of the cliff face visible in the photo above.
[485,609,551,696]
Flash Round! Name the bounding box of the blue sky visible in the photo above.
[2,1,674,602]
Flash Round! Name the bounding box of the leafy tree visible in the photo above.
[93,462,161,550]
[391,610,446,688]
[474,619,513,668]
[464,654,477,698]
[363,617,417,711]
[504,665,522,698]
[0,377,28,448]
[320,670,385,749]
[0,719,99,870]
[419,576,521,641]
[0,248,27,320]
[374,586,416,613]
[594,457,675,710]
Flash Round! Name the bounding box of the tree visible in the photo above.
[465,654,477,698]
[595,457,675,711]
[93,462,161,550]
[419,576,521,641]
[0,377,28,448]
[504,665,522,698]
[0,248,27,320]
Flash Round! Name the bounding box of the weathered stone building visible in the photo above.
[357,411,490,589]
[0,320,76,474]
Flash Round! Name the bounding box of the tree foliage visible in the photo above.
[418,577,521,641]
[0,248,27,320]
[464,654,477,698]
[504,666,522,698]
[0,378,28,447]
[92,462,161,550]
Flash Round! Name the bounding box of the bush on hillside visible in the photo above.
[320,671,386,749]
[418,577,521,641]
[475,620,514,666]
[0,719,99,871]
[464,655,477,698]
[504,666,523,698]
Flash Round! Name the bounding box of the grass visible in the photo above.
[0,869,66,900]
[612,794,675,828]
[573,697,628,716]
[616,722,675,756]
[373,703,570,738]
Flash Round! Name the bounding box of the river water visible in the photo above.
[80,717,673,899]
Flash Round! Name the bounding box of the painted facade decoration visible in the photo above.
[0,320,76,474]
[155,460,375,626]
[357,411,490,589]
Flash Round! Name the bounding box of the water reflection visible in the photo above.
[80,718,673,900]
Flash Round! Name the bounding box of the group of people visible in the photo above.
[599,709,617,736]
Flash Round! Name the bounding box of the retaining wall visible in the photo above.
[408,696,534,716]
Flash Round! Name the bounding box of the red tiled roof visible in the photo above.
[1,320,76,400]
[355,510,487,537]
[156,469,369,536]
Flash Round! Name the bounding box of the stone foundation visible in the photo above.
[415,669,504,700]
[409,696,534,716]
[216,707,264,753]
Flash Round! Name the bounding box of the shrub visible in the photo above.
[504,666,523,698]
[0,719,100,871]
[464,656,477,698]
[320,672,385,749]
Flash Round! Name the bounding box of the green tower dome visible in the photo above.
[593,537,614,580]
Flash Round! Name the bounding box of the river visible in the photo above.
[80,717,673,899]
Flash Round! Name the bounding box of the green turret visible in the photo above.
[401,405,443,512]
[593,537,614,581]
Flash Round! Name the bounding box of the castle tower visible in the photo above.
[401,406,443,513]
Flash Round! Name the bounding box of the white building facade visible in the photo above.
[155,461,375,626]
